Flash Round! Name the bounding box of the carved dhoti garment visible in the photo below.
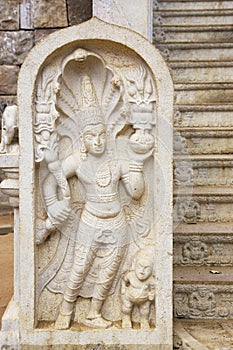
[63,207,128,303]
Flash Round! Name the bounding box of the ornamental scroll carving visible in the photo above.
[33,46,157,330]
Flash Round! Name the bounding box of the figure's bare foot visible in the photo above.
[140,320,150,330]
[122,315,132,329]
[54,300,73,330]
[83,316,112,329]
[54,312,72,330]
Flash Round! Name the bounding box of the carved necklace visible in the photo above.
[95,162,112,188]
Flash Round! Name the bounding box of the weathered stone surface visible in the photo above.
[0,66,19,95]
[93,0,153,40]
[0,18,173,349]
[33,0,68,28]
[0,31,34,65]
[67,0,92,25]
[174,319,233,350]
[153,26,233,44]
[20,0,34,29]
[175,85,233,105]
[0,1,19,30]
[34,29,57,44]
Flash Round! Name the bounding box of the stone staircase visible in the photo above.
[154,0,233,348]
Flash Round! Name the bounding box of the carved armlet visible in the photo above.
[129,162,143,173]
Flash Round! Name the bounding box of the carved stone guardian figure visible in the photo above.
[0,17,173,349]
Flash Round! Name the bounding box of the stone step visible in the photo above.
[174,165,233,189]
[0,203,13,216]
[154,25,233,44]
[174,83,233,105]
[0,213,13,235]
[174,221,233,235]
[154,9,233,26]
[175,187,233,196]
[174,104,233,128]
[171,64,233,85]
[174,104,233,127]
[157,43,233,62]
[174,319,233,350]
[174,154,233,161]
[173,193,233,226]
[156,1,233,11]
[173,127,233,156]
[174,232,233,267]
[174,267,233,319]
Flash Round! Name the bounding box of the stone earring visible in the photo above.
[80,140,87,160]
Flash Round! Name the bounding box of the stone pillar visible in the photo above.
[93,0,153,41]
[0,153,19,334]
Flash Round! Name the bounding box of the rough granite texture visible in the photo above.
[0,66,19,95]
[0,1,19,30]
[67,0,92,25]
[33,0,68,28]
[0,31,34,65]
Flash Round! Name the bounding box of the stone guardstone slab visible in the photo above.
[0,18,173,349]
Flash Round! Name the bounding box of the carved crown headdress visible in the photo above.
[78,74,104,131]
[52,48,122,142]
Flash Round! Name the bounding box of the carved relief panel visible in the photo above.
[17,19,173,348]
[34,43,157,330]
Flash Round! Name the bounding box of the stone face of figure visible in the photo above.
[82,123,107,156]
[135,257,153,282]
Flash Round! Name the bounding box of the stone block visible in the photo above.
[93,0,153,40]
[0,66,19,95]
[0,1,19,30]
[0,31,34,65]
[67,0,92,25]
[34,29,57,44]
[20,0,34,29]
[33,0,68,28]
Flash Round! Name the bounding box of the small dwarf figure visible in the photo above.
[121,247,155,329]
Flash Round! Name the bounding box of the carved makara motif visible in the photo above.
[33,47,156,330]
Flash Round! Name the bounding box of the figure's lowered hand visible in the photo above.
[47,199,71,225]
